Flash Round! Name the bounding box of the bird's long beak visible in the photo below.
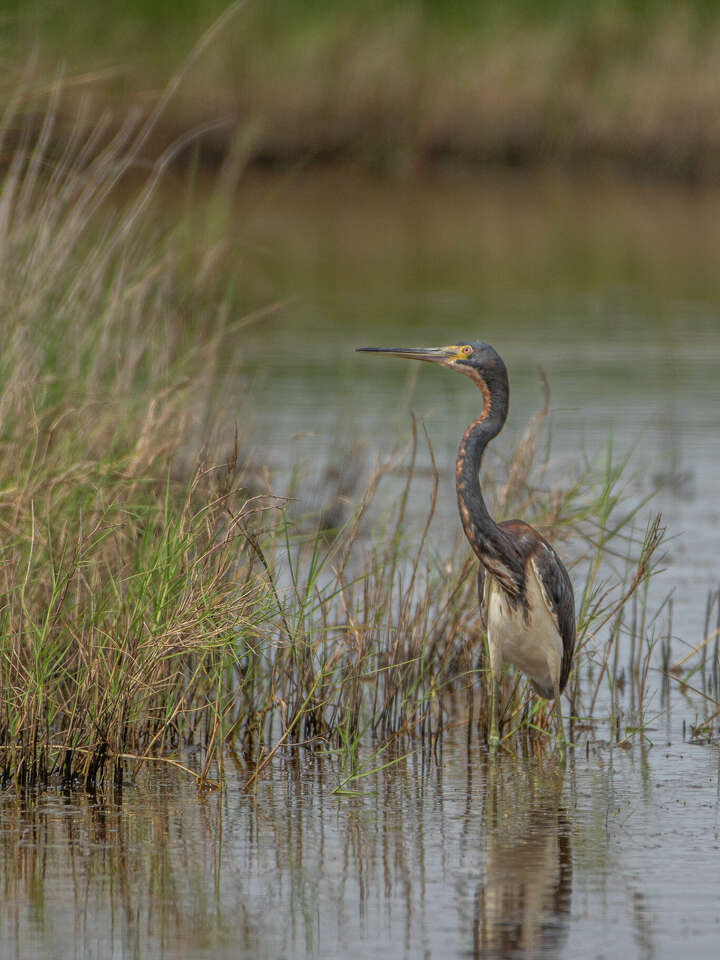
[356,345,462,364]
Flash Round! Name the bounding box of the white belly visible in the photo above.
[485,565,563,699]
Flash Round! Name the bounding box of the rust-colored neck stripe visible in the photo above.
[460,372,491,441]
[455,374,490,487]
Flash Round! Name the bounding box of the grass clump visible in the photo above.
[0,85,267,791]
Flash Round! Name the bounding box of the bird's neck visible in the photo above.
[455,374,524,596]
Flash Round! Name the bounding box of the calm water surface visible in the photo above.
[3,172,720,958]
[2,732,719,959]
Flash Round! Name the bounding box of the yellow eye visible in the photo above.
[461,345,473,356]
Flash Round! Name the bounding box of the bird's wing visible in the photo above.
[530,541,576,694]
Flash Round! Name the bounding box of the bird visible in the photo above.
[356,341,575,750]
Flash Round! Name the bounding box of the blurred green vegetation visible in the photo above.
[6,0,720,37]
[4,0,720,175]
[5,0,720,42]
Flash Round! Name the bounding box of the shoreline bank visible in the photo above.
[6,2,720,182]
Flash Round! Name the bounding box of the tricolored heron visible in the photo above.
[357,342,575,750]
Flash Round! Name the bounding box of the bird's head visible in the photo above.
[356,341,507,391]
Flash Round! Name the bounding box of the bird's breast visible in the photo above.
[486,566,563,698]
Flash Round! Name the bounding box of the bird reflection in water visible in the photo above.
[473,758,572,959]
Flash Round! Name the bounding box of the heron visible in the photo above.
[356,342,575,751]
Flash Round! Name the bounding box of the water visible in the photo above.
[2,170,720,958]
[2,735,719,959]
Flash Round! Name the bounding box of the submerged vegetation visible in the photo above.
[1,85,716,795]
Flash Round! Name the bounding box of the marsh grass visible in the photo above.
[668,586,720,742]
[0,79,266,790]
[0,89,676,794]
